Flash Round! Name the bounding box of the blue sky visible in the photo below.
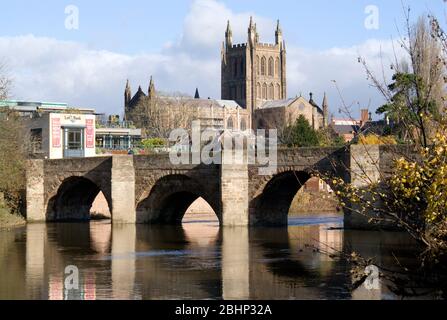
[1,0,444,52]
[0,0,445,117]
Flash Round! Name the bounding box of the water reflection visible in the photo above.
[0,215,428,300]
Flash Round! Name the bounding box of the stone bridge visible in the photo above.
[26,145,409,229]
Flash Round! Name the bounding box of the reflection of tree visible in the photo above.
[250,227,351,300]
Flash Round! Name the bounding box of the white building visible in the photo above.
[1,101,97,159]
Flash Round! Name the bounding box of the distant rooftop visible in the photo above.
[0,100,98,114]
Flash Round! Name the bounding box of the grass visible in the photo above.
[0,205,25,229]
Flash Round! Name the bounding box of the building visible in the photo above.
[221,18,286,118]
[222,18,328,130]
[254,93,328,131]
[0,100,97,159]
[124,78,251,136]
[124,18,327,136]
[96,118,142,151]
[331,109,371,142]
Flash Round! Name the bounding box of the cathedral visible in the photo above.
[124,17,328,136]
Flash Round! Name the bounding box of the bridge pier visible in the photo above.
[111,156,136,224]
[220,161,249,227]
[345,145,385,230]
[26,159,46,222]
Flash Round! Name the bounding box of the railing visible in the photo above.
[96,120,136,129]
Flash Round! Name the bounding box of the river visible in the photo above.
[0,214,434,300]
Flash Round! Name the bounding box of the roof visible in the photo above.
[214,100,242,109]
[0,100,96,114]
[332,124,360,135]
[258,98,297,109]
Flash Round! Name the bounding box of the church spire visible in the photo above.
[225,20,232,48]
[148,76,155,99]
[275,19,283,46]
[124,79,132,108]
[194,88,200,99]
[322,92,329,128]
[248,16,256,46]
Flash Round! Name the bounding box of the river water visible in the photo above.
[0,214,432,300]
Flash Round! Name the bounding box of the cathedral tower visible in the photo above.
[221,18,287,122]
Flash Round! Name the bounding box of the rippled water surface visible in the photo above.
[0,214,426,300]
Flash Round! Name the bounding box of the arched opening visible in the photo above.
[227,117,234,130]
[268,57,274,76]
[240,118,247,132]
[253,171,341,226]
[262,83,267,100]
[261,57,266,76]
[136,175,220,225]
[46,177,111,222]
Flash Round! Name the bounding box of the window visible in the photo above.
[231,86,236,99]
[257,83,261,99]
[261,57,266,76]
[240,119,247,131]
[268,57,274,76]
[227,117,234,130]
[275,58,280,76]
[30,129,42,153]
[63,128,85,158]
[269,84,274,99]
[276,84,281,99]
[233,59,238,77]
[67,129,83,150]
[256,56,260,75]
[262,83,267,99]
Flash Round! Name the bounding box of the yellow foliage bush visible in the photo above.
[358,134,398,145]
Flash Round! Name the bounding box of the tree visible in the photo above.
[132,93,197,139]
[282,115,320,147]
[368,15,445,147]
[0,62,10,100]
[0,64,28,215]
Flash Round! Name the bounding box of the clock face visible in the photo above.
[299,103,306,111]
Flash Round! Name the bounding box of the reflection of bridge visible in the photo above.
[26,145,406,229]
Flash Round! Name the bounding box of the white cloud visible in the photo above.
[0,0,406,119]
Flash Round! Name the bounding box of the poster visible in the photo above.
[86,119,94,148]
[52,117,61,148]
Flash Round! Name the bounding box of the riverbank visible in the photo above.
[0,206,26,229]
[289,191,341,216]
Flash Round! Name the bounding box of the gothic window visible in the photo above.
[261,57,266,76]
[240,84,245,100]
[256,56,260,75]
[257,83,261,99]
[262,83,267,99]
[269,83,274,99]
[231,86,236,99]
[268,57,274,76]
[227,117,234,130]
[233,59,238,77]
[276,84,281,99]
[240,119,247,131]
[275,57,280,76]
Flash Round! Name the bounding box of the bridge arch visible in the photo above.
[251,170,340,226]
[136,174,220,225]
[46,176,112,222]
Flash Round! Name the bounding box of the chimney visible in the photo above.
[360,109,369,126]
